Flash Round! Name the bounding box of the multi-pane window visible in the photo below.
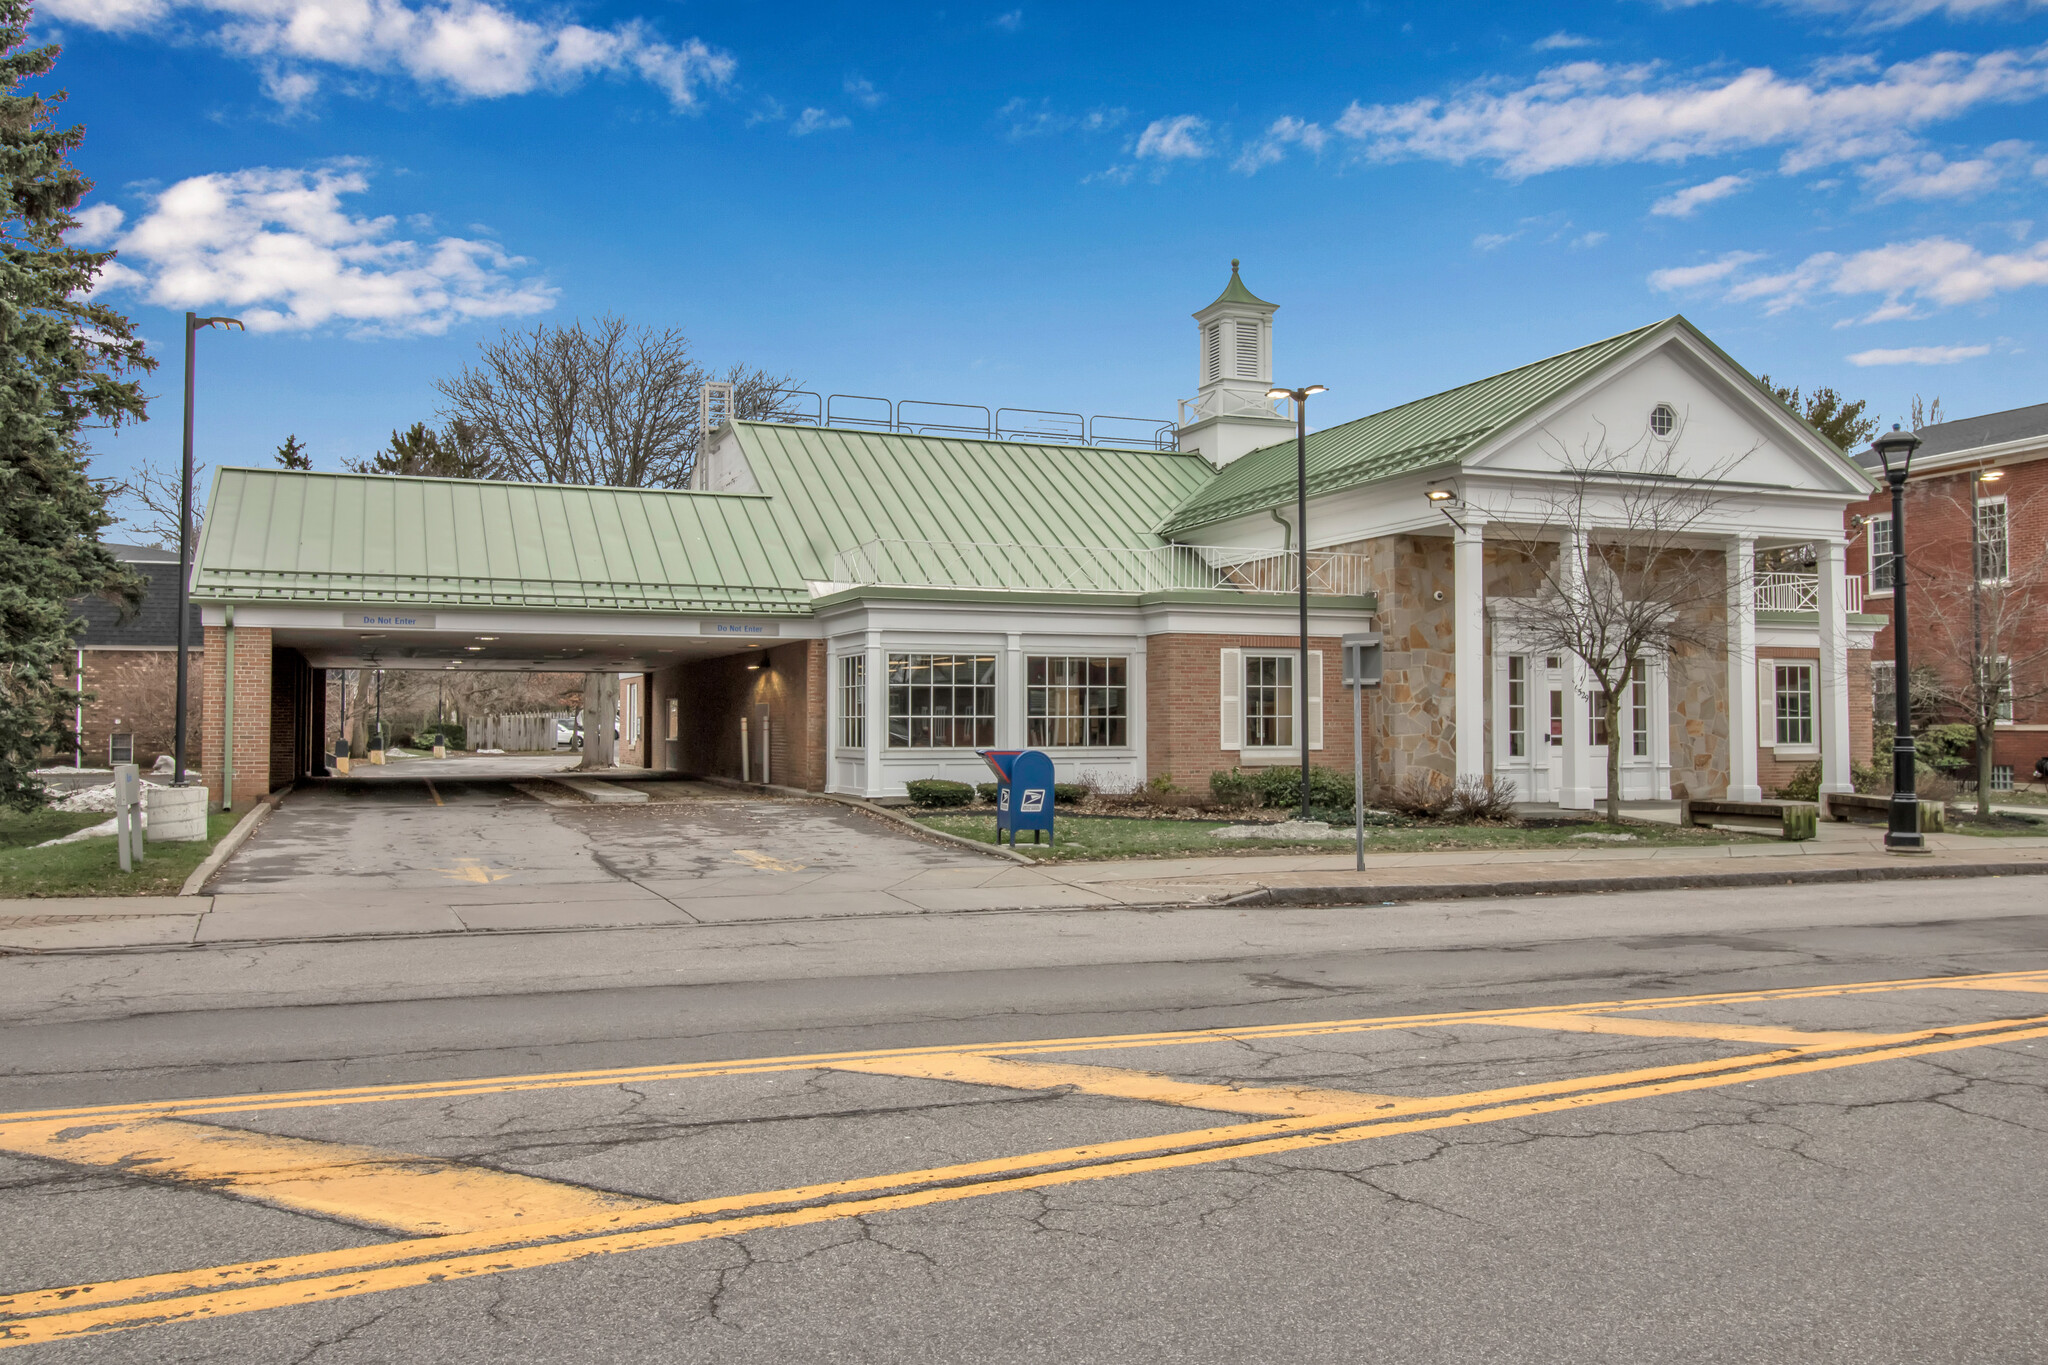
[1775,663,1815,746]
[1506,656,1527,758]
[1976,497,2008,582]
[1027,656,1128,748]
[887,654,996,749]
[1630,659,1650,757]
[1587,691,1610,748]
[1871,659,1896,706]
[1244,654,1295,749]
[1867,514,1895,593]
[1987,655,2014,723]
[838,655,865,749]
[1992,765,2015,793]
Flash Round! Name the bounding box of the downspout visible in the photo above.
[221,605,235,812]
[1270,506,1293,553]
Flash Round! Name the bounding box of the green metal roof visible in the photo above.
[192,467,813,614]
[1161,319,1667,536]
[1205,260,1275,311]
[727,423,1216,580]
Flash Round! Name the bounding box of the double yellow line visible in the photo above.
[4,971,2046,1349]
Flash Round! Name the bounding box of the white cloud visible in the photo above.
[1474,231,1518,250]
[1777,0,2048,28]
[1652,235,2048,318]
[71,203,126,246]
[1857,140,2035,198]
[1233,116,1329,173]
[42,0,735,108]
[1532,31,1597,51]
[791,107,850,135]
[843,75,883,109]
[1847,343,1992,364]
[991,8,1023,31]
[1574,230,1609,247]
[1134,114,1211,161]
[997,97,1125,139]
[1647,250,1767,291]
[1651,173,1752,217]
[1333,48,2048,179]
[97,164,555,336]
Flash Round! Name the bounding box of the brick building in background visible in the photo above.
[1849,401,2048,791]
[63,543,203,771]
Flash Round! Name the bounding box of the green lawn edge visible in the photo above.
[0,811,240,898]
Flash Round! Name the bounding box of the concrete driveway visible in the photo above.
[204,760,1102,942]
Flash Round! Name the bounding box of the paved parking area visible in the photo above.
[199,761,1107,940]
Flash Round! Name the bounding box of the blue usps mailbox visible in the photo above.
[978,748,1057,846]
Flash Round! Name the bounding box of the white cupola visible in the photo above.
[1177,259,1294,469]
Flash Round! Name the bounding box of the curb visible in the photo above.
[1213,859,2048,907]
[697,776,1035,864]
[178,790,287,897]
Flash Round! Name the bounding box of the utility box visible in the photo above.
[1342,632,1383,688]
[977,748,1057,846]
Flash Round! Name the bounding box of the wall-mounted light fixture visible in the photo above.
[1424,484,1466,531]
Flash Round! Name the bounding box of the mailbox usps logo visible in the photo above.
[1020,788,1046,813]
[999,788,1011,812]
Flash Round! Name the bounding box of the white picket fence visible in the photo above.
[475,712,578,752]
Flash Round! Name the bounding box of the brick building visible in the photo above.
[186,267,1878,809]
[1848,402,2048,790]
[62,543,203,772]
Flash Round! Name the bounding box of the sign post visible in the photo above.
[1341,633,1382,871]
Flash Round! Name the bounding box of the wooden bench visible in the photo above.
[1822,790,1946,832]
[1679,798,1819,841]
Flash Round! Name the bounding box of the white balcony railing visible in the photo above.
[821,539,1371,599]
[1754,571,1864,615]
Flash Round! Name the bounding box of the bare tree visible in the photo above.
[1490,435,1754,825]
[434,316,803,489]
[1910,480,2048,815]
[435,316,803,767]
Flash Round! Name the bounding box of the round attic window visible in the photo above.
[1650,402,1677,437]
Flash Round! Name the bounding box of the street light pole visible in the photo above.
[1874,425,1924,851]
[174,312,244,789]
[1267,383,1326,819]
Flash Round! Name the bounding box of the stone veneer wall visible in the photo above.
[1340,533,1455,783]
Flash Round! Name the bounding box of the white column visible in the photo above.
[862,629,885,798]
[1558,529,1594,811]
[1453,518,1488,783]
[1726,534,1761,802]
[1003,631,1026,749]
[1817,536,1852,795]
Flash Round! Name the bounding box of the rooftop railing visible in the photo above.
[1754,571,1863,615]
[719,387,1178,450]
[821,539,1372,598]
[1176,389,1296,429]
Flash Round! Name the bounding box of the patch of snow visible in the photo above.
[1213,819,1337,840]
[51,780,168,813]
[1568,831,1639,842]
[38,818,117,847]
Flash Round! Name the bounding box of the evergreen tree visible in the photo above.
[274,433,310,469]
[0,0,149,808]
[1757,374,1880,453]
[343,420,495,478]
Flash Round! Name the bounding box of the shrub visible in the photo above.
[1445,775,1518,822]
[1918,723,1976,776]
[975,782,999,805]
[905,779,974,808]
[1052,782,1091,805]
[1250,764,1355,811]
[1917,771,1960,805]
[1380,770,1455,818]
[417,722,467,751]
[1209,768,1260,809]
[1773,762,1822,802]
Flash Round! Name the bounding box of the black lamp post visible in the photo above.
[1267,383,1327,818]
[1873,424,1923,851]
[174,312,244,788]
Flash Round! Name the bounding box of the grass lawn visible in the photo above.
[915,813,1761,862]
[0,810,240,897]
[1941,808,2048,837]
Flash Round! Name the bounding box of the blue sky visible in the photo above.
[49,0,2048,518]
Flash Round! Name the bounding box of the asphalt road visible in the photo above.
[4,881,2047,1363]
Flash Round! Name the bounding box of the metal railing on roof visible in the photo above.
[822,539,1371,598]
[738,389,1178,450]
[1177,389,1296,429]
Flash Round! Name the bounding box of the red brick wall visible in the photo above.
[71,648,203,770]
[1145,634,1358,792]
[201,623,272,809]
[667,641,825,790]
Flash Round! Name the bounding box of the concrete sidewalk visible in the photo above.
[3,820,2046,954]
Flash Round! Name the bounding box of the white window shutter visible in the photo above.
[1220,648,1242,751]
[1307,650,1324,750]
[1758,658,1775,744]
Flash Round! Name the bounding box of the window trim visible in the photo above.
[885,652,998,751]
[1975,494,2009,585]
[1241,650,1297,753]
[1773,661,1816,750]
[1649,402,1678,438]
[837,654,866,752]
[1506,655,1527,759]
[1866,512,1895,595]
